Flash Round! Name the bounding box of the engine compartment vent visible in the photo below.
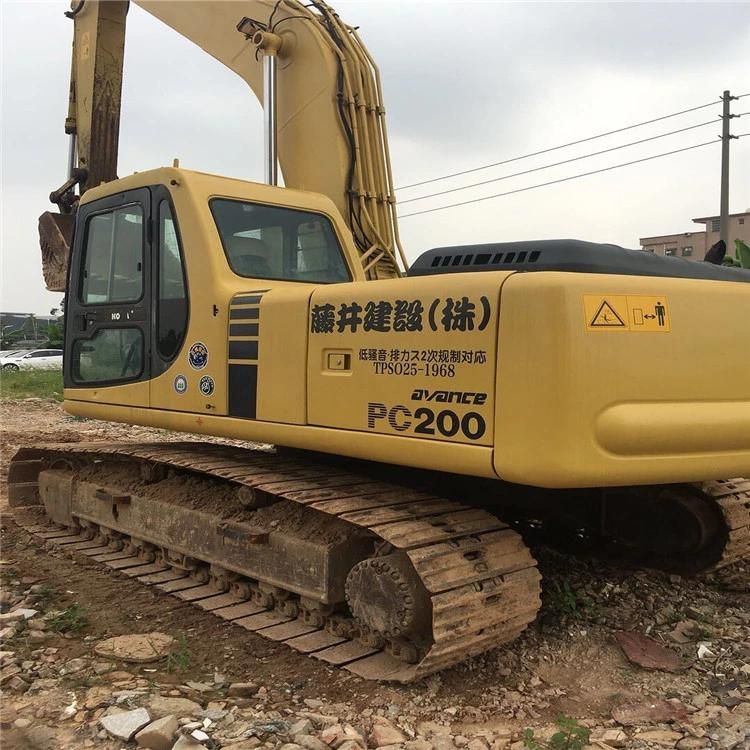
[407,239,750,284]
[430,249,542,269]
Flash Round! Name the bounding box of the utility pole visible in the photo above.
[719,90,738,248]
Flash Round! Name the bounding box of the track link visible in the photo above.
[698,478,750,570]
[9,441,541,682]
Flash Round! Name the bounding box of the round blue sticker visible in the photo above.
[199,375,215,396]
[174,375,187,394]
[188,342,208,370]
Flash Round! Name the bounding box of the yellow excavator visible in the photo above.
[10,0,750,682]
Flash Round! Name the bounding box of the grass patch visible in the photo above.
[165,634,191,673]
[48,604,89,633]
[0,369,63,401]
[524,715,591,750]
[545,580,593,620]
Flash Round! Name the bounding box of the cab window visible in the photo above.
[210,199,350,283]
[157,200,188,361]
[80,204,144,304]
[72,328,143,383]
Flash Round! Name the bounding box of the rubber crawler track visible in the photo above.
[699,478,750,570]
[9,441,542,682]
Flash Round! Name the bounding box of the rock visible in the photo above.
[290,719,315,735]
[0,628,15,644]
[135,714,178,750]
[467,740,489,750]
[689,705,730,727]
[590,728,628,747]
[296,734,332,750]
[226,741,263,750]
[60,657,88,675]
[636,729,684,746]
[321,723,367,749]
[13,717,33,729]
[0,608,38,621]
[615,631,687,672]
[339,742,366,750]
[191,729,210,741]
[709,726,747,749]
[95,632,175,663]
[432,737,456,750]
[186,681,213,693]
[84,686,113,709]
[227,682,258,698]
[669,621,702,644]
[370,719,407,748]
[305,698,325,709]
[99,707,151,741]
[172,736,205,750]
[612,700,689,726]
[279,744,305,750]
[417,722,452,737]
[0,664,21,685]
[27,630,49,643]
[676,739,711,750]
[145,695,203,719]
[5,675,29,692]
[301,712,342,729]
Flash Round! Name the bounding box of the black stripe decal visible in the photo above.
[229,323,259,338]
[229,340,258,361]
[233,294,264,305]
[228,364,257,419]
[230,307,260,320]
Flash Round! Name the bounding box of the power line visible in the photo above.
[397,98,721,191]
[400,118,719,205]
[398,138,733,219]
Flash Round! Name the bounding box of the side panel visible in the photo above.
[254,287,312,425]
[495,272,750,487]
[307,273,511,448]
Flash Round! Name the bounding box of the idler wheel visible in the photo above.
[345,553,430,639]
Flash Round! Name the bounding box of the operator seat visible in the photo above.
[226,236,273,278]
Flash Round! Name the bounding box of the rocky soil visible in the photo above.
[1,398,749,750]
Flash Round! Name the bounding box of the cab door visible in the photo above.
[64,188,152,402]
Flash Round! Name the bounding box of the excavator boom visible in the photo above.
[40,0,404,288]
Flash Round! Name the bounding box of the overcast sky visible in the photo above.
[1,0,749,313]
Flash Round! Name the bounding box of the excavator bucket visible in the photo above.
[38,211,73,292]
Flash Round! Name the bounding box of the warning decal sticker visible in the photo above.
[584,295,671,332]
[589,300,627,328]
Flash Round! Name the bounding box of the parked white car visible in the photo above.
[2,349,63,370]
[0,350,26,364]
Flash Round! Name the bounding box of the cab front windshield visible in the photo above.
[210,199,350,283]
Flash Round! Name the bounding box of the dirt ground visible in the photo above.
[1,398,748,750]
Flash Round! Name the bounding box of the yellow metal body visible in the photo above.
[64,169,750,489]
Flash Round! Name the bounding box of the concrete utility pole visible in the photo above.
[719,90,738,248]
